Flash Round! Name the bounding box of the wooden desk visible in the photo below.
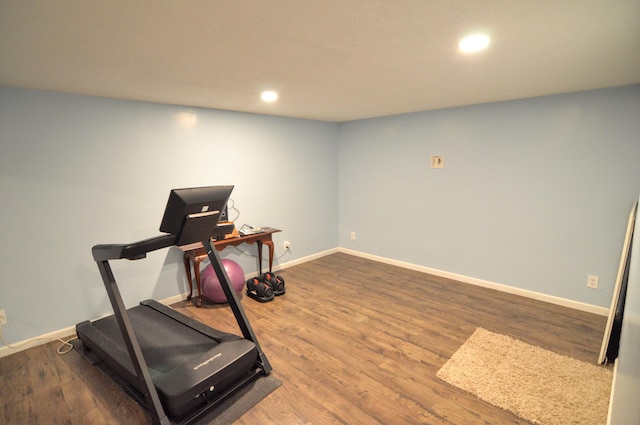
[179,228,281,307]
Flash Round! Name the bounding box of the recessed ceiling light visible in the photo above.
[458,33,490,53]
[261,90,278,102]
[175,111,197,127]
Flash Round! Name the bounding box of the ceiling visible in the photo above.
[1,0,638,122]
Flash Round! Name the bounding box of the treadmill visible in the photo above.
[75,186,272,425]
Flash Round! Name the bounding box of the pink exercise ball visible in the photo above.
[200,259,245,303]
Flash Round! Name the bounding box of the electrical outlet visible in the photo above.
[587,275,599,289]
[283,241,291,250]
[0,309,7,326]
[351,232,356,240]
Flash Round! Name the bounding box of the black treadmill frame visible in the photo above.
[90,234,272,425]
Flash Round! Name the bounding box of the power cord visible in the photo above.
[273,233,292,261]
[56,337,77,354]
[227,199,290,260]
[227,198,240,222]
[0,325,77,355]
[231,233,292,263]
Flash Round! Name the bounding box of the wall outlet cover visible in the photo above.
[431,155,444,168]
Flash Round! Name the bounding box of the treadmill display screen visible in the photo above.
[159,185,234,243]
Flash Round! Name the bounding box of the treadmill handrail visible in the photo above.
[92,234,177,261]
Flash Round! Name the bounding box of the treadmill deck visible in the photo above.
[76,300,258,418]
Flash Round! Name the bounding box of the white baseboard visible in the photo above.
[0,325,77,359]
[0,247,341,359]
[1,246,605,359]
[270,247,339,273]
[338,248,609,316]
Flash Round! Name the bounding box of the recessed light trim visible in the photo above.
[261,90,278,102]
[458,33,490,53]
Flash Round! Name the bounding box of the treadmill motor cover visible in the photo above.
[76,300,258,418]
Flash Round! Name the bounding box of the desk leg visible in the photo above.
[183,253,194,301]
[193,257,204,307]
[256,241,263,275]
[264,240,275,272]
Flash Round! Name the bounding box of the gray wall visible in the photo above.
[0,87,338,343]
[338,85,640,308]
[2,84,639,343]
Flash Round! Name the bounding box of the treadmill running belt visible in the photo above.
[93,306,223,374]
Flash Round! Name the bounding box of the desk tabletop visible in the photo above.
[178,228,281,252]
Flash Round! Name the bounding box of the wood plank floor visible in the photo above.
[1,253,608,424]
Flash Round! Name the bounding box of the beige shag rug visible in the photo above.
[437,328,613,425]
